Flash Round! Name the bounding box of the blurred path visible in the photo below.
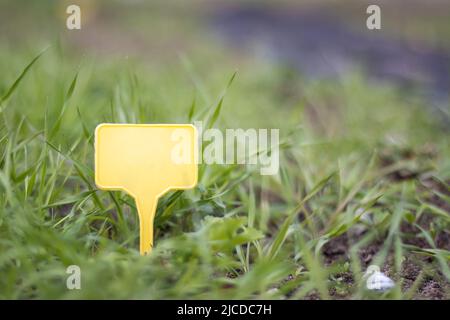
[211,6,450,122]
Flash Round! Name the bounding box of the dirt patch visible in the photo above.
[358,240,384,268]
[322,234,349,265]
[418,279,445,300]
[320,231,449,299]
[401,209,450,251]
[436,231,450,251]
[304,290,321,300]
[377,145,437,182]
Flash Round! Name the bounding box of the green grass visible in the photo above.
[0,42,449,299]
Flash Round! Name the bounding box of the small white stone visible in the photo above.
[365,265,395,291]
[355,208,372,223]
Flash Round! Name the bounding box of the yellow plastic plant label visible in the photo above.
[95,124,198,255]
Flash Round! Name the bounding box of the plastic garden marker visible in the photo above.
[95,124,198,255]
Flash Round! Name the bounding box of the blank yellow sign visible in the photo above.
[95,124,198,255]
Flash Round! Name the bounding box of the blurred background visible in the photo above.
[1,0,450,120]
[1,0,450,300]
[2,1,450,100]
[1,0,450,130]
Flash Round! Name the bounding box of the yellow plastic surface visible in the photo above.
[95,124,198,255]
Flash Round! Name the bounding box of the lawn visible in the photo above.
[0,0,449,299]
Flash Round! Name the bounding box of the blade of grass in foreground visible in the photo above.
[49,71,79,139]
[0,48,48,109]
[266,172,335,261]
[203,71,237,130]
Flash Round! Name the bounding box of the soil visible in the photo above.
[318,182,450,300]
[320,233,450,299]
